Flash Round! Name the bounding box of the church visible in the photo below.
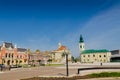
[51,43,72,63]
[79,35,111,63]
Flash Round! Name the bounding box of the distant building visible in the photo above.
[0,42,28,66]
[79,35,111,63]
[110,50,120,62]
[28,51,50,65]
[81,49,111,63]
[51,43,72,63]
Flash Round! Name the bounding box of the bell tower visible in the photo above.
[79,35,85,52]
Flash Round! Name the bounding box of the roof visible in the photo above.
[58,46,66,51]
[17,48,27,52]
[81,49,110,54]
[3,42,14,48]
[79,35,84,43]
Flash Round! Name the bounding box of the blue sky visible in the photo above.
[0,0,120,57]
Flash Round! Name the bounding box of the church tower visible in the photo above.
[79,35,85,52]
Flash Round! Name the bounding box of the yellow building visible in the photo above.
[51,43,72,63]
[79,35,111,63]
[81,49,111,63]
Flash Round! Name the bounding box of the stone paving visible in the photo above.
[0,66,77,80]
[0,63,120,80]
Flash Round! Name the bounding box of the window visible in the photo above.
[9,54,11,58]
[12,60,14,63]
[11,53,14,58]
[83,55,85,57]
[5,53,7,58]
[93,55,95,57]
[84,59,85,62]
[80,46,82,48]
[20,55,22,58]
[99,55,101,58]
[104,59,106,62]
[88,55,90,57]
[104,55,106,57]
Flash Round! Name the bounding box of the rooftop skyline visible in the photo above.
[0,0,120,57]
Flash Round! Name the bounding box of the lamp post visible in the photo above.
[64,50,69,76]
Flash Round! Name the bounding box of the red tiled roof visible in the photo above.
[58,46,66,51]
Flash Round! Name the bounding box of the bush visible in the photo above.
[88,72,120,78]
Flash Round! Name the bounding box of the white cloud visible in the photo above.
[78,4,120,50]
[61,4,120,57]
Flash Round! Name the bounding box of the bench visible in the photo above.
[78,66,120,74]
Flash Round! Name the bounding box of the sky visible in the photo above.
[0,0,120,57]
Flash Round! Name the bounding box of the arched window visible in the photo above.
[88,55,90,57]
[5,53,8,58]
[11,53,14,58]
[104,55,106,57]
[9,53,11,58]
[80,45,82,48]
[17,55,18,58]
[20,55,22,58]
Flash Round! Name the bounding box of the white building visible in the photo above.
[79,35,111,63]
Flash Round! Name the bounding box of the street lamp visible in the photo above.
[64,50,69,76]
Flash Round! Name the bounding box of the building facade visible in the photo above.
[110,50,120,62]
[51,43,72,63]
[0,42,28,66]
[81,49,111,63]
[28,51,50,65]
[79,35,111,63]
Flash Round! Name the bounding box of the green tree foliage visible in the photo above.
[71,56,80,63]
[37,60,41,65]
[71,56,75,62]
[47,59,52,66]
[36,49,40,53]
[27,48,31,54]
[62,53,66,58]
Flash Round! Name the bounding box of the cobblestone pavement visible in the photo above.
[0,66,78,80]
[0,64,120,80]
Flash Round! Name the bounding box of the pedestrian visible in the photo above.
[100,63,102,66]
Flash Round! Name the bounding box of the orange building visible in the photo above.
[0,42,28,66]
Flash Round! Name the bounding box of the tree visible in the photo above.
[37,60,41,65]
[16,60,18,66]
[62,53,66,58]
[36,49,40,53]
[47,59,52,66]
[74,57,80,63]
[19,60,22,64]
[27,48,31,54]
[71,56,75,63]
[31,60,35,66]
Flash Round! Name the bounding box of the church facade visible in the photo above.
[51,43,72,63]
[79,35,111,63]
